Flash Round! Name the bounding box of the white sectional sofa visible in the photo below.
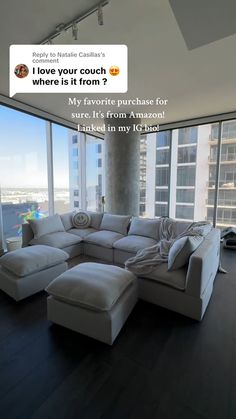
[21,211,221,320]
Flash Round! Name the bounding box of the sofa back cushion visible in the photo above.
[128,217,161,241]
[60,211,75,231]
[168,235,204,271]
[100,214,130,235]
[28,214,65,239]
[87,211,103,230]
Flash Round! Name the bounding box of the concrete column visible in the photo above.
[104,117,141,215]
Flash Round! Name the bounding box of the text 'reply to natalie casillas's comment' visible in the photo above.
[9,44,128,97]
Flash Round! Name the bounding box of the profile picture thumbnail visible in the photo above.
[14,64,29,79]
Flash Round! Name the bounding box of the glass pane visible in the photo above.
[0,105,48,241]
[140,131,171,217]
[86,135,104,212]
[52,124,76,214]
[216,119,236,227]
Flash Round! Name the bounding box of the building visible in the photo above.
[207,120,236,227]
[141,120,236,227]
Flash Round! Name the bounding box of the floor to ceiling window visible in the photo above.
[68,131,83,210]
[155,131,171,217]
[0,104,104,247]
[65,132,104,212]
[0,105,48,240]
[216,120,236,227]
[86,135,104,212]
[170,123,218,222]
[139,121,236,227]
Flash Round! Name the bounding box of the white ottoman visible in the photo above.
[46,262,138,345]
[0,245,69,301]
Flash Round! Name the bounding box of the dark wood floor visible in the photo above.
[0,248,236,419]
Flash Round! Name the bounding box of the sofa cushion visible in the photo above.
[141,263,187,291]
[46,262,135,311]
[168,235,204,271]
[100,214,130,235]
[128,217,161,240]
[0,245,68,277]
[68,227,97,239]
[30,231,82,249]
[29,214,65,239]
[60,211,75,231]
[84,230,124,249]
[113,235,157,254]
[72,211,91,229]
[87,211,103,230]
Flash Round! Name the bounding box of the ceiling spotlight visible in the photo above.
[97,5,104,25]
[72,22,78,40]
[40,1,109,44]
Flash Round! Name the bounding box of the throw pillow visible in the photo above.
[72,211,91,229]
[168,235,204,271]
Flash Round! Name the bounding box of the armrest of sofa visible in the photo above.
[185,229,220,298]
[22,223,34,247]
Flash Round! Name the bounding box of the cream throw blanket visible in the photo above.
[124,218,211,275]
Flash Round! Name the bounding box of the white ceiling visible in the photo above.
[0,0,236,128]
[169,0,236,50]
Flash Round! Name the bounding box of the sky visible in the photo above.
[0,104,100,189]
